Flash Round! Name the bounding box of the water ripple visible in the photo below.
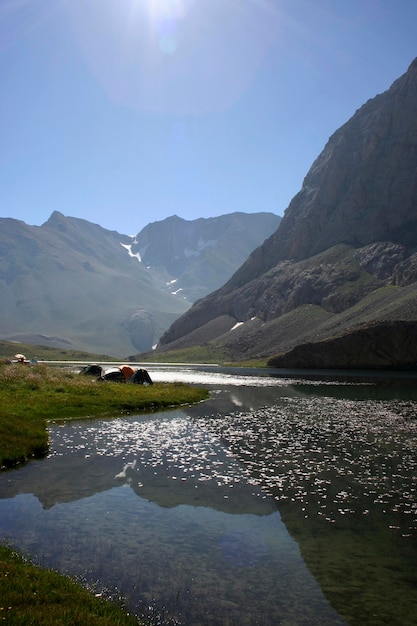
[193,396,417,536]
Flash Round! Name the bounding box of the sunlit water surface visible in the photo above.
[1,366,417,625]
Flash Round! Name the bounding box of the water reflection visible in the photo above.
[1,411,275,515]
[0,490,344,625]
[0,405,345,625]
[1,366,417,624]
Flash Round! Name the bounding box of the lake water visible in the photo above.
[1,365,417,625]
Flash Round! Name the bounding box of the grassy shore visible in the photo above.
[0,361,208,468]
[0,544,142,625]
[0,361,209,623]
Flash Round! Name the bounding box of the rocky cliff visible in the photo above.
[268,321,417,370]
[157,58,417,368]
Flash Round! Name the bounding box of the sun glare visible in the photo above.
[147,0,190,56]
[65,0,282,113]
[148,0,189,21]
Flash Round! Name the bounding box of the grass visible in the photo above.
[0,362,209,468]
[0,339,118,362]
[0,544,142,625]
[0,361,209,624]
[141,343,231,364]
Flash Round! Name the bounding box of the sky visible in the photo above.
[1,0,417,236]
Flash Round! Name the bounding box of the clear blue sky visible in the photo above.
[1,0,417,236]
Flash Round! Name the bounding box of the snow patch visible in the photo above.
[120,242,142,263]
[231,321,244,331]
[115,459,137,479]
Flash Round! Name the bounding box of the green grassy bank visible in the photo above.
[0,361,209,623]
[0,544,142,625]
[0,362,208,468]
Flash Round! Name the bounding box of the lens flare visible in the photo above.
[66,0,282,113]
[149,0,188,21]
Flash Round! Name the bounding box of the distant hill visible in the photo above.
[0,339,117,363]
[156,58,417,369]
[0,211,279,357]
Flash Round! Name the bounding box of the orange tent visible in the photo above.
[121,365,135,381]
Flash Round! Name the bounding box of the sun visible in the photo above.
[120,0,189,55]
[122,0,189,23]
[146,0,190,56]
[66,0,282,114]
[148,0,188,21]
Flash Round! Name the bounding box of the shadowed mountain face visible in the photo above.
[0,211,279,357]
[157,58,417,368]
[128,212,281,302]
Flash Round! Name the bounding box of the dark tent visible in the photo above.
[129,368,153,385]
[80,364,103,377]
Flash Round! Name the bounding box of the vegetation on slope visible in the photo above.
[0,339,118,363]
[140,343,232,364]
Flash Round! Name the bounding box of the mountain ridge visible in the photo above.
[0,211,279,356]
[129,212,280,302]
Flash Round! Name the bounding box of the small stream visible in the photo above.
[1,366,417,625]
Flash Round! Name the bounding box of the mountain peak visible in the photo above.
[0,211,280,356]
[43,210,65,225]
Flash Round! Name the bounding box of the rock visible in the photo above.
[267,321,417,370]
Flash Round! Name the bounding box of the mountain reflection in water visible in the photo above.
[1,366,417,624]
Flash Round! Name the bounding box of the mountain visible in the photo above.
[0,211,279,357]
[128,213,280,302]
[156,58,417,368]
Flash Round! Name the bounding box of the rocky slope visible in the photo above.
[157,58,417,368]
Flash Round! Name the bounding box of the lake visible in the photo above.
[1,365,417,625]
